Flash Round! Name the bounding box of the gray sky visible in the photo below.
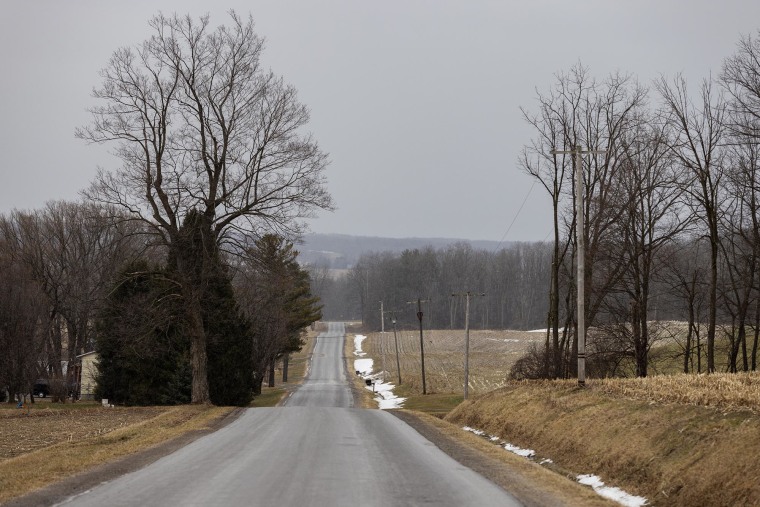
[2,1,759,242]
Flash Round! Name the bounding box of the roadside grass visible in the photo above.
[394,384,463,417]
[0,404,234,504]
[447,375,760,506]
[250,389,286,407]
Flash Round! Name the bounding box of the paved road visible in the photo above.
[59,322,520,507]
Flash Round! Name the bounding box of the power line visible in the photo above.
[494,180,536,251]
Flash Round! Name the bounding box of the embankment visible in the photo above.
[446,375,760,506]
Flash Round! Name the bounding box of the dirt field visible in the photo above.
[0,405,167,460]
[362,329,542,395]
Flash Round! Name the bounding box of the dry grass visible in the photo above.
[362,329,540,396]
[447,376,760,506]
[591,371,760,414]
[0,404,234,504]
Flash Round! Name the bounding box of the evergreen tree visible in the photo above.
[171,210,254,406]
[241,235,322,394]
[95,260,191,405]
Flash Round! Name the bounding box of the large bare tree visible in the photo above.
[77,12,332,403]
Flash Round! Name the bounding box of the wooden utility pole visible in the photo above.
[407,298,430,394]
[391,313,402,385]
[550,145,605,387]
[379,301,385,333]
[452,292,485,399]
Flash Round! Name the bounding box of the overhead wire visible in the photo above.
[493,180,536,251]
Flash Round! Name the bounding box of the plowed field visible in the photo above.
[0,406,166,459]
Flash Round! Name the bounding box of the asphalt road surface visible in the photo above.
[59,322,520,507]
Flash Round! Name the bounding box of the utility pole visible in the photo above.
[379,301,385,333]
[379,301,386,382]
[550,145,605,387]
[452,292,485,399]
[391,313,402,385]
[407,298,430,394]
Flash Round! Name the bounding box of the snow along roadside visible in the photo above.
[353,334,406,409]
[462,426,648,507]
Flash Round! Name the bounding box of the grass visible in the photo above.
[0,404,234,504]
[251,389,287,407]
[446,375,760,506]
[395,385,463,417]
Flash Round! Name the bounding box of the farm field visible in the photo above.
[0,405,165,460]
[361,328,543,396]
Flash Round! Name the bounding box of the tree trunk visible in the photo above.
[268,358,276,388]
[187,289,210,404]
[707,219,719,373]
[282,353,289,382]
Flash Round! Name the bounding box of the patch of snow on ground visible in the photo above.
[577,475,648,507]
[354,334,367,356]
[504,443,535,457]
[527,328,548,333]
[462,426,648,507]
[352,334,405,409]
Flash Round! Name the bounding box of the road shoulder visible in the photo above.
[390,410,614,507]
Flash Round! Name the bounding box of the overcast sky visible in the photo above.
[2,1,759,242]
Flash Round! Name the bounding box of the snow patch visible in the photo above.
[577,475,648,507]
[461,425,648,507]
[503,442,535,457]
[352,334,405,409]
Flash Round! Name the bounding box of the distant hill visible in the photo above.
[296,233,509,269]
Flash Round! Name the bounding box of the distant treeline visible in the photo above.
[309,242,551,331]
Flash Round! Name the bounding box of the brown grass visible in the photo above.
[446,376,760,506]
[591,371,760,414]
[0,404,234,504]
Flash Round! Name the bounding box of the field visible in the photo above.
[0,404,233,503]
[361,328,543,396]
[0,404,165,460]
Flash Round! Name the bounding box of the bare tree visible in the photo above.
[77,12,333,403]
[656,74,728,373]
[521,64,649,378]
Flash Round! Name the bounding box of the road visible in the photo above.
[59,322,520,506]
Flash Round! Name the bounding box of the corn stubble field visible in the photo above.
[362,329,543,394]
